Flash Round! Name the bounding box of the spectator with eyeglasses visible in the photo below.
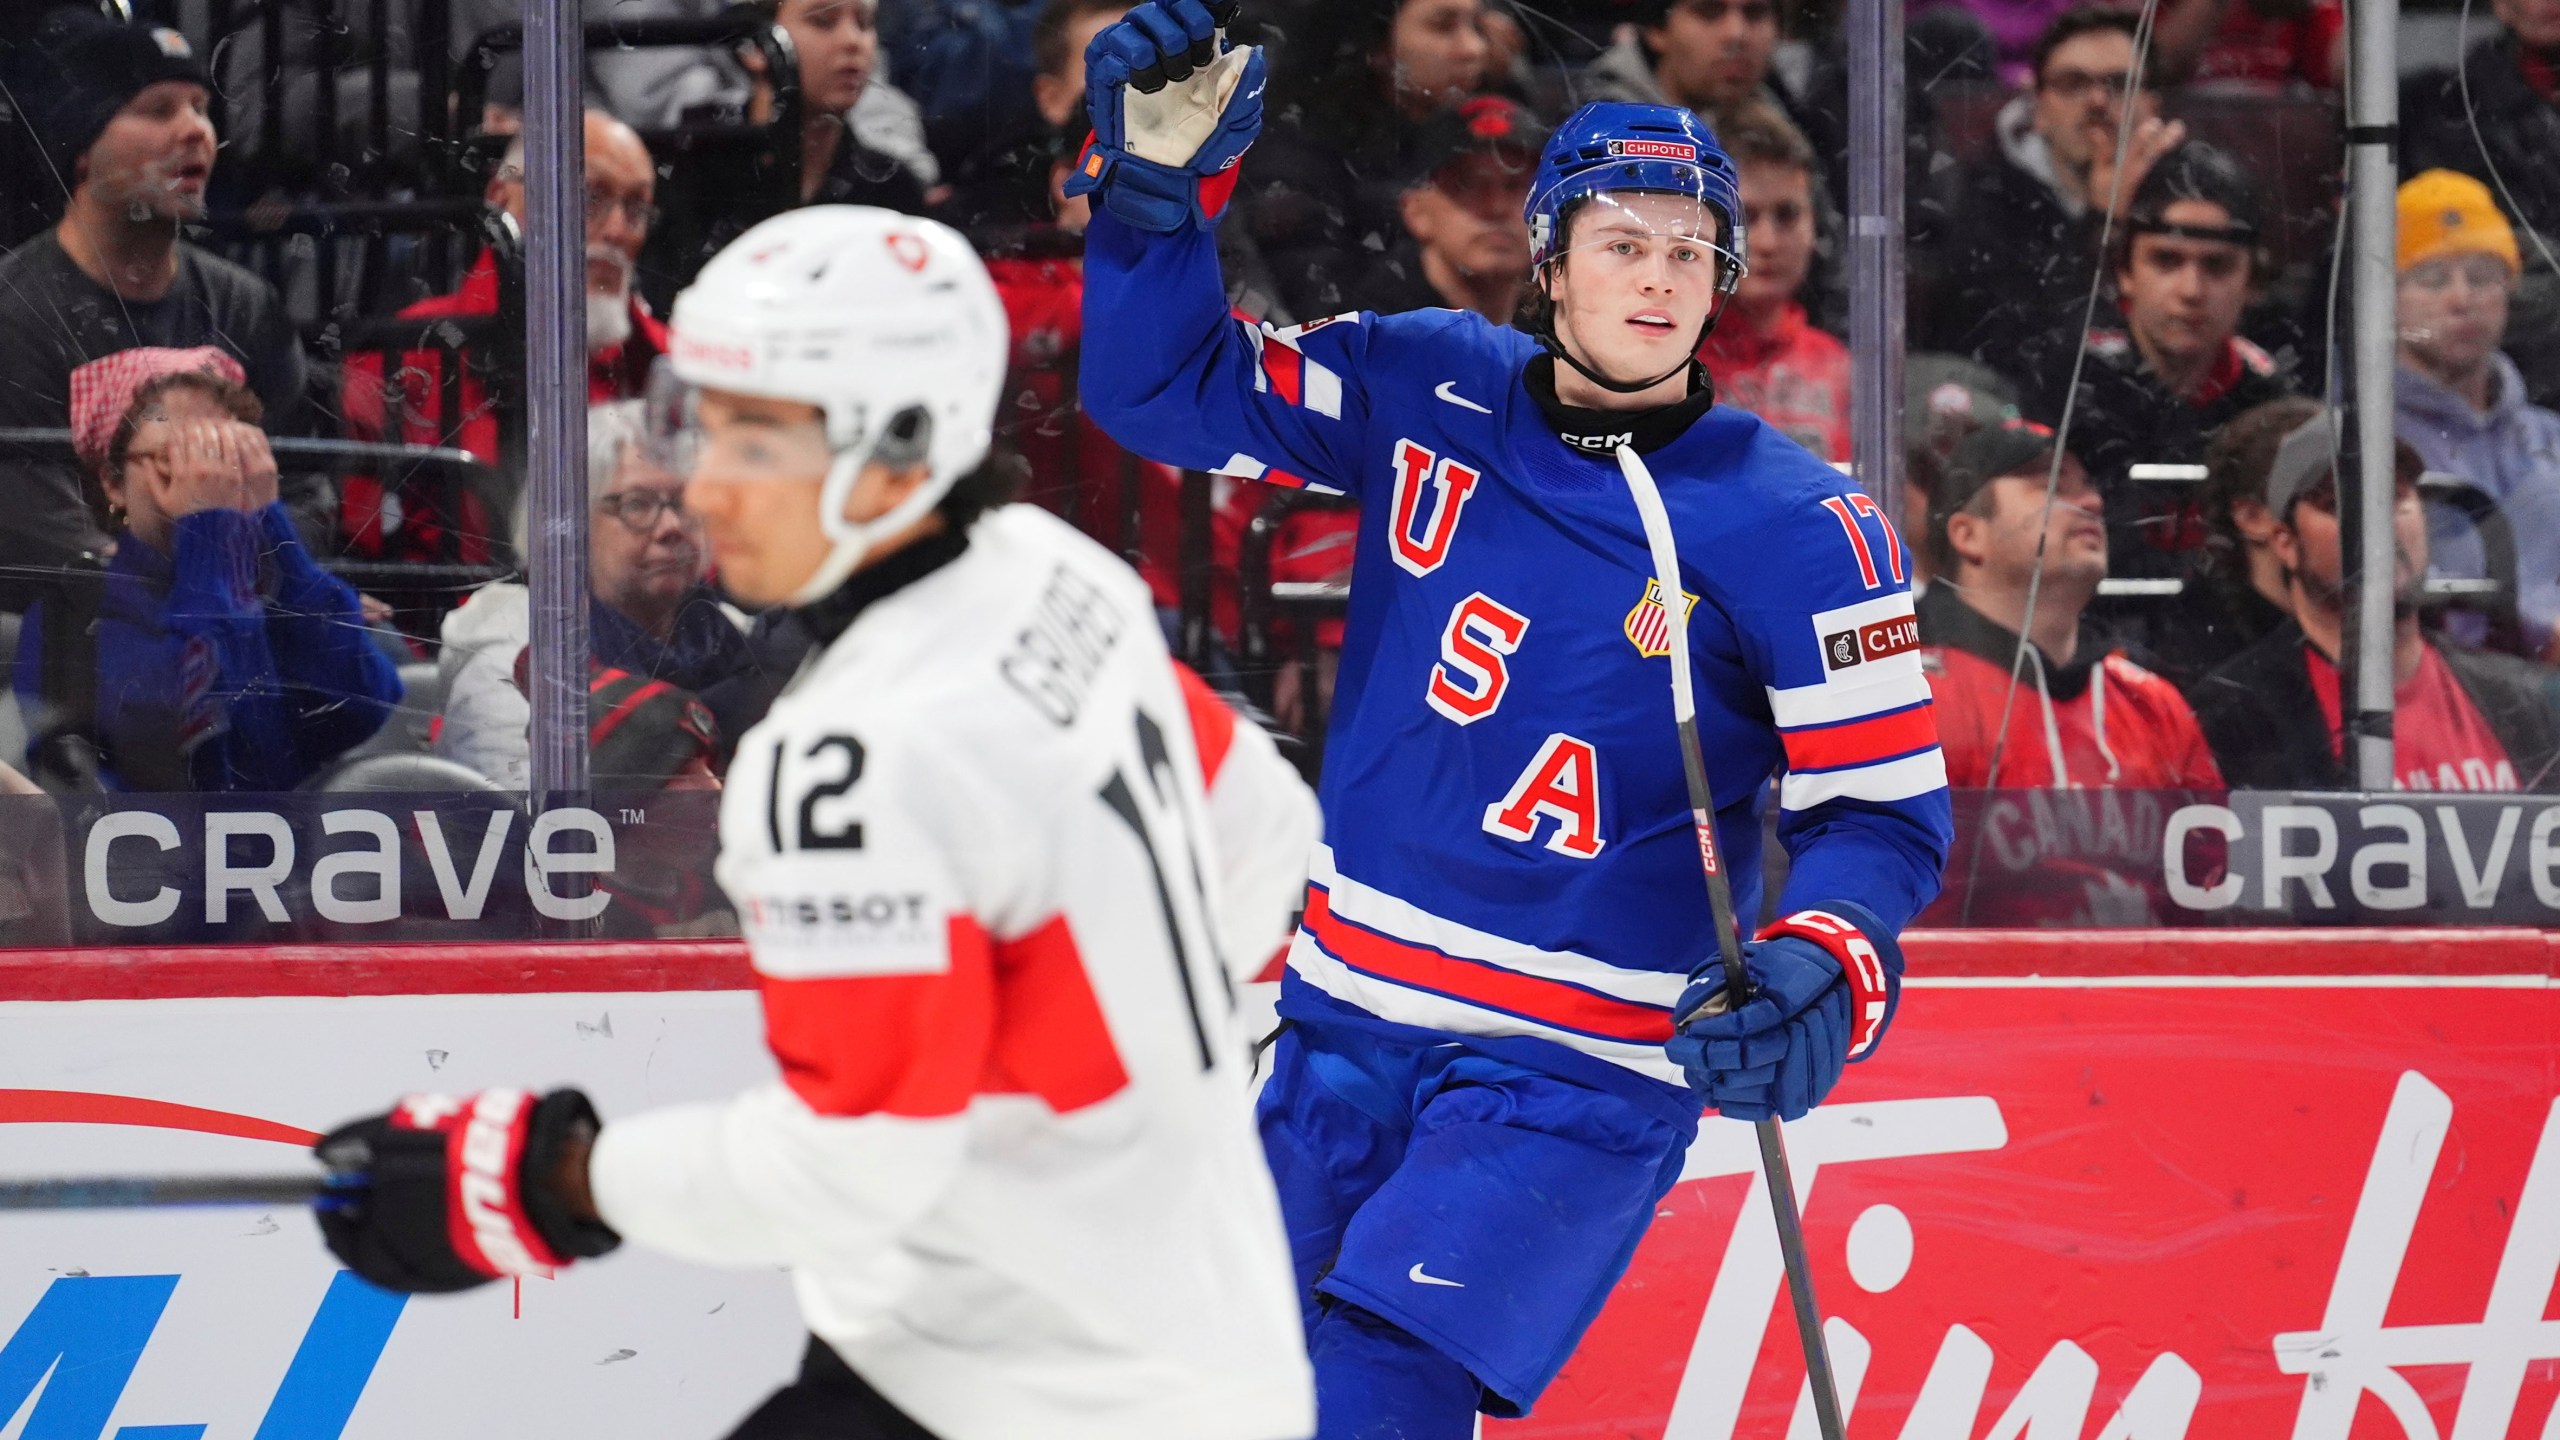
[1924,7,2187,386]
[338,111,671,579]
[2393,170,2560,663]
[2188,410,2560,792]
[435,401,760,791]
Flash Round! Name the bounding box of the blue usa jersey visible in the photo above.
[1082,212,1951,1094]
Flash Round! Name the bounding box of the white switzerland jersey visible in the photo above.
[589,506,1317,1440]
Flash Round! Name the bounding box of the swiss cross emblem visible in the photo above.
[885,232,931,272]
[1624,578,1698,658]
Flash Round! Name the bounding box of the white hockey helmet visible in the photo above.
[660,205,1010,605]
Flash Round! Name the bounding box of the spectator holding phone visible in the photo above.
[13,349,399,792]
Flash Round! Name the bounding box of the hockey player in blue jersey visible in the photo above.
[1069,8,1953,1432]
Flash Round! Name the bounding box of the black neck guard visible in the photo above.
[1524,353,1717,455]
[795,523,973,645]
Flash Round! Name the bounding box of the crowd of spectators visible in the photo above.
[3,0,2559,808]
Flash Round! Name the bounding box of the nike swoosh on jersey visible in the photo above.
[1434,381,1492,414]
[1408,1263,1465,1288]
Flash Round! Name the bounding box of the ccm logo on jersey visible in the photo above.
[1559,430,1634,454]
[1821,615,1919,671]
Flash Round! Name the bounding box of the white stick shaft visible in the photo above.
[1617,447,1699,724]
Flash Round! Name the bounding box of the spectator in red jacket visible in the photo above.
[1698,99,1849,462]
[1917,416,2225,790]
[339,110,668,567]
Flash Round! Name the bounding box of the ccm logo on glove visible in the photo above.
[396,1088,563,1277]
[1757,909,1890,1057]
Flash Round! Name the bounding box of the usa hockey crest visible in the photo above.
[1623,579,1698,658]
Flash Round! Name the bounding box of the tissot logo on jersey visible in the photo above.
[745,891,936,935]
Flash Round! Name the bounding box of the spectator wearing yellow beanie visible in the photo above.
[2394,168,2560,663]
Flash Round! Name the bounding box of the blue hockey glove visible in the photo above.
[1067,0,1266,233]
[1668,907,1900,1122]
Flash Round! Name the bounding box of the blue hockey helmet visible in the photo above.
[1524,101,1746,293]
[1522,101,1747,395]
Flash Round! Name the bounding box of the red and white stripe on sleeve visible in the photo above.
[1769,592,1947,812]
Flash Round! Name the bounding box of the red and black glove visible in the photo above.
[314,1088,620,1293]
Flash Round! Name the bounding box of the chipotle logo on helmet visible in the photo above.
[1606,139,1699,161]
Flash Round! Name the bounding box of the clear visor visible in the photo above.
[643,357,839,485]
[1549,185,1746,293]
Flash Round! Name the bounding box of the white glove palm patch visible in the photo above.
[1125,44,1259,168]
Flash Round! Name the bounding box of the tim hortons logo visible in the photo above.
[1655,1072,2560,1439]
[1824,616,1920,671]
[1607,139,1699,160]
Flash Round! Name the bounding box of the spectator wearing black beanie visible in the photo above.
[0,7,319,614]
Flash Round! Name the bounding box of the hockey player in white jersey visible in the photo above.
[307,206,1319,1440]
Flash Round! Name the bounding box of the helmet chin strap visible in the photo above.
[1536,263,1727,398]
[788,444,952,608]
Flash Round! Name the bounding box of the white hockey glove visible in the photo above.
[1066,0,1267,233]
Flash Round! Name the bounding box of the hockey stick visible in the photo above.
[0,1174,337,1211]
[1616,444,1848,1440]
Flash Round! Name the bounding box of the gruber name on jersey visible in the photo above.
[1080,209,1953,1094]
[586,506,1316,1440]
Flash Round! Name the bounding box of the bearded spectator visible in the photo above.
[2189,411,2560,792]
[2141,394,2322,686]
[1698,100,1848,462]
[339,111,666,570]
[0,8,316,611]
[1925,7,2187,384]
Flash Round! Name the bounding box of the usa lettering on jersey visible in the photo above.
[1388,438,1482,577]
[1483,733,1606,858]
[1427,593,1530,724]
